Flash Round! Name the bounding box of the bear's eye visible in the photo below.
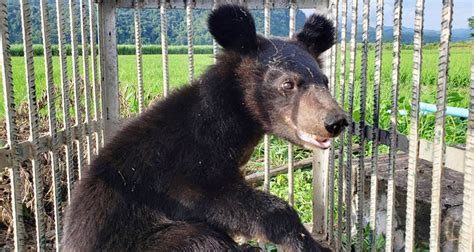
[281,81,295,90]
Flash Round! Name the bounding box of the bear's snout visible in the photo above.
[324,112,349,136]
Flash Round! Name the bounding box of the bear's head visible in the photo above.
[208,5,348,150]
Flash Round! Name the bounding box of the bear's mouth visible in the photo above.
[296,130,331,149]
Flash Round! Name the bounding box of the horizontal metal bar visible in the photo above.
[0,120,102,169]
[113,0,329,9]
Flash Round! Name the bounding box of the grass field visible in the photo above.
[2,44,471,143]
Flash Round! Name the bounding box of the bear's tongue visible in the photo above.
[296,130,331,149]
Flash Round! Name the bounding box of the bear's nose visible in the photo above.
[324,114,349,136]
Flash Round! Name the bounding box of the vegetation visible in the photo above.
[6,2,306,45]
[8,44,214,56]
[469,16,474,37]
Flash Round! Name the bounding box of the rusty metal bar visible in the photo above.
[356,0,369,249]
[386,0,403,250]
[327,0,338,245]
[69,0,86,178]
[56,0,75,203]
[89,0,101,152]
[459,46,474,252]
[39,0,62,248]
[0,1,25,250]
[79,0,93,164]
[134,1,145,113]
[429,0,453,250]
[19,0,46,249]
[404,0,425,250]
[370,0,384,250]
[345,0,358,248]
[336,0,348,249]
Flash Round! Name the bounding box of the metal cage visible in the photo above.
[0,0,472,251]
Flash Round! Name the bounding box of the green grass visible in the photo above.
[9,44,214,56]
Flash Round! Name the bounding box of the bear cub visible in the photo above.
[62,4,347,251]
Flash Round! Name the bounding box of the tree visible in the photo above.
[469,16,474,37]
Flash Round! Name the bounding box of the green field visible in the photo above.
[1,43,471,145]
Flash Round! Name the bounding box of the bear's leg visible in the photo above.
[136,221,259,251]
[195,182,329,252]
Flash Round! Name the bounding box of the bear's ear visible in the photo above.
[208,5,257,54]
[296,14,335,57]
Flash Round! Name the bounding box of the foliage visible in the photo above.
[5,2,306,45]
[469,16,474,37]
[8,44,214,56]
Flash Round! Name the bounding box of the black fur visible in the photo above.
[62,5,342,252]
[296,14,335,56]
[208,5,257,54]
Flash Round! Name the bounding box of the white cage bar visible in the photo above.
[0,0,472,251]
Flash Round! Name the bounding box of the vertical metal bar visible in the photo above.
[288,0,296,206]
[356,0,369,250]
[459,48,474,252]
[288,3,296,37]
[0,1,25,250]
[313,148,329,238]
[386,0,403,250]
[404,0,425,250]
[69,0,85,179]
[337,0,348,249]
[98,0,119,141]
[79,0,93,164]
[288,143,294,204]
[39,0,62,248]
[263,134,270,192]
[345,0,358,249]
[262,0,270,227]
[370,0,384,250]
[262,0,271,193]
[134,1,144,113]
[160,1,169,97]
[19,0,46,249]
[264,0,271,36]
[89,0,101,152]
[429,0,453,250]
[327,0,338,245]
[56,0,74,203]
[313,2,332,240]
[186,0,194,84]
[212,0,218,62]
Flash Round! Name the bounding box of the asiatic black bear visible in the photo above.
[62,5,347,251]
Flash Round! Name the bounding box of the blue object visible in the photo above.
[387,102,469,118]
[419,102,469,118]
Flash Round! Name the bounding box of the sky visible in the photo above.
[303,0,473,30]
